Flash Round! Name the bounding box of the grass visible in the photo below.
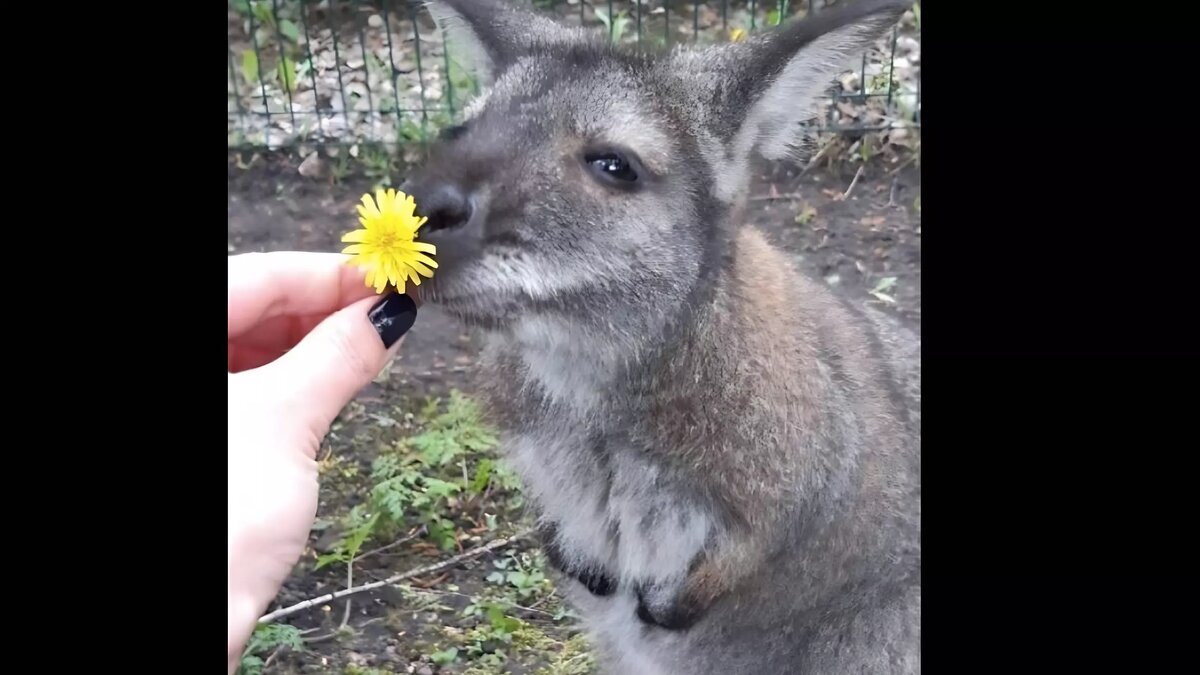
[239,389,594,674]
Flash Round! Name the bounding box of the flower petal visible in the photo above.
[384,252,398,283]
[399,193,415,217]
[407,260,435,277]
[409,241,437,254]
[409,252,438,268]
[359,194,380,218]
[342,229,368,243]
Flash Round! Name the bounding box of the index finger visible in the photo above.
[228,251,377,339]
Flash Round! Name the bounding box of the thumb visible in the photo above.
[265,291,417,434]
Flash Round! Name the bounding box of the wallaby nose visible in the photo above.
[412,182,472,234]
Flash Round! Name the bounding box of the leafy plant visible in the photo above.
[869,276,898,305]
[858,134,876,164]
[457,601,526,666]
[237,623,304,675]
[234,1,304,89]
[315,503,378,569]
[278,17,300,43]
[318,390,504,570]
[535,633,597,675]
[277,56,297,93]
[241,49,259,84]
[766,0,791,27]
[486,550,552,600]
[430,647,460,665]
[409,390,500,467]
[445,39,480,99]
[345,142,401,191]
[594,7,631,43]
[794,203,818,226]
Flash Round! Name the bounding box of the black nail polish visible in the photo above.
[368,292,417,348]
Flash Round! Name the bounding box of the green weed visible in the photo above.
[318,391,507,573]
[237,623,304,675]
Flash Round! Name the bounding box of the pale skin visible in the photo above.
[227,252,416,673]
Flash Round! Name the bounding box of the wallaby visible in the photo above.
[405,1,920,673]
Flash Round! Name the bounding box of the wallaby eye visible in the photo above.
[585,150,639,186]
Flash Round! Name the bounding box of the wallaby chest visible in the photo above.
[504,421,713,589]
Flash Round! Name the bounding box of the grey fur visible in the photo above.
[409,1,919,673]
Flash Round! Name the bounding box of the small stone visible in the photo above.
[298,151,324,178]
[415,667,433,675]
[368,14,384,28]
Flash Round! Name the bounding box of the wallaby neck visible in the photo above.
[495,226,751,424]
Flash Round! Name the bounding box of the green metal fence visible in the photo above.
[227,0,920,149]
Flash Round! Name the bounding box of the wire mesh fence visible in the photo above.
[227,0,920,150]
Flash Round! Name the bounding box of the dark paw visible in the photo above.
[536,523,615,597]
[537,523,567,570]
[635,587,702,631]
[577,568,616,596]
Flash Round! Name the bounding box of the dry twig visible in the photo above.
[748,191,806,202]
[258,529,532,624]
[843,165,865,199]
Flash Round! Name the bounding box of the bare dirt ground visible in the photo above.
[228,149,920,674]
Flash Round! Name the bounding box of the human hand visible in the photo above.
[227,252,418,673]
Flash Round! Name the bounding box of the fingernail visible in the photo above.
[368,292,417,348]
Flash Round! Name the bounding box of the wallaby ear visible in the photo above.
[421,0,585,86]
[673,0,908,164]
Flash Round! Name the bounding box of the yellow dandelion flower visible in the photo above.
[729,27,747,42]
[341,188,438,293]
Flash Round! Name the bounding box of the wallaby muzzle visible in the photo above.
[407,180,473,235]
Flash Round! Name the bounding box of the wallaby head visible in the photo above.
[408,0,908,334]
